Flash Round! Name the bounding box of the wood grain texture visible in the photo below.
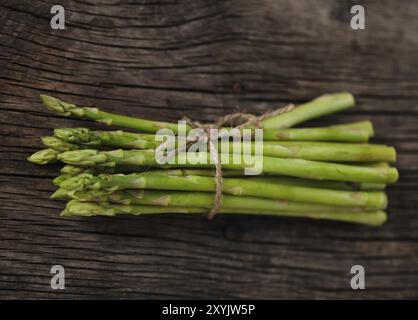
[1,0,418,299]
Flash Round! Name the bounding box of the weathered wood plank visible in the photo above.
[1,0,418,299]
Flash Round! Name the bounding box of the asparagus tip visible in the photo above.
[52,175,70,186]
[40,94,83,117]
[65,200,116,216]
[51,188,69,199]
[60,209,72,217]
[40,94,63,112]
[60,164,86,175]
[27,148,59,165]
[59,173,94,192]
[57,149,101,166]
[54,128,92,144]
[42,136,78,152]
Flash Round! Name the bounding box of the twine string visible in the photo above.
[167,103,295,219]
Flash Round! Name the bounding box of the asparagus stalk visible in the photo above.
[53,168,246,185]
[54,128,395,162]
[54,167,385,190]
[55,172,387,208]
[60,163,250,176]
[261,92,355,129]
[63,200,387,226]
[263,121,374,142]
[62,200,205,216]
[57,149,399,183]
[56,189,378,213]
[55,123,374,151]
[41,93,353,133]
[40,95,186,133]
[27,148,60,164]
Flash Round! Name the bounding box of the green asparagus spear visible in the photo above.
[53,128,395,162]
[56,189,378,213]
[53,167,247,185]
[54,167,386,190]
[57,149,399,183]
[56,165,386,191]
[41,93,354,133]
[55,172,387,208]
[63,200,387,226]
[62,200,205,216]
[56,123,374,150]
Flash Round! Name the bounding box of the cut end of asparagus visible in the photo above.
[40,95,85,117]
[359,120,374,137]
[339,210,387,226]
[317,91,355,107]
[369,211,388,226]
[341,120,374,138]
[388,147,397,162]
[381,192,388,209]
[387,167,399,184]
[27,148,60,165]
[261,92,356,129]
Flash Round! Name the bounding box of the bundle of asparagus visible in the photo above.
[28,92,399,226]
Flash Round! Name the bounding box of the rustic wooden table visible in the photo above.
[1,0,417,299]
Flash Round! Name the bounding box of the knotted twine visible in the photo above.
[167,103,295,219]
